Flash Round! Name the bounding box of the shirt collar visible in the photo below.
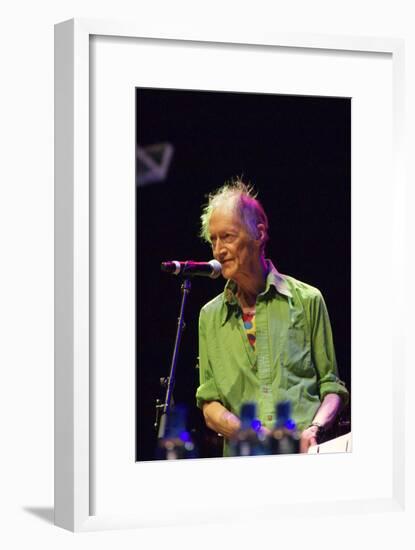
[220,259,292,325]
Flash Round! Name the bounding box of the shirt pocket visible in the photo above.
[282,327,314,378]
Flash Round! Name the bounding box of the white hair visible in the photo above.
[200,178,269,252]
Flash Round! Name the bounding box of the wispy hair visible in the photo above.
[200,177,269,252]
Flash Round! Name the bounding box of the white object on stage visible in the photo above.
[308,432,352,454]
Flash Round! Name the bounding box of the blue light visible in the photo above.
[179,430,191,442]
[251,419,262,432]
[284,419,296,431]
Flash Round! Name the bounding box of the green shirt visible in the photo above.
[196,260,349,455]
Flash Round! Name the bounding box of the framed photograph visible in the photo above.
[136,87,352,462]
[55,19,405,532]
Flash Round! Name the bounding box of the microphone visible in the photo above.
[161,260,222,279]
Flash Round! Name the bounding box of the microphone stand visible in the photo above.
[155,277,192,439]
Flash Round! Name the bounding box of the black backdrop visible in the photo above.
[136,88,351,461]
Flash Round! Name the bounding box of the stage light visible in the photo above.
[136,142,174,186]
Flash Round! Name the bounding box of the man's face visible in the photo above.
[208,207,259,281]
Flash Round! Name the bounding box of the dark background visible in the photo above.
[136,88,351,461]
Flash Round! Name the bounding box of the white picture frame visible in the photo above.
[54,18,406,532]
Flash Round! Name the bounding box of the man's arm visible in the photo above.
[310,291,349,405]
[299,393,343,453]
[300,289,349,453]
[202,401,241,439]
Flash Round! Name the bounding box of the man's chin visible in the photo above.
[221,267,235,280]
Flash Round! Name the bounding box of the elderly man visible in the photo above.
[196,180,349,456]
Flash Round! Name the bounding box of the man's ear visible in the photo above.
[256,223,266,246]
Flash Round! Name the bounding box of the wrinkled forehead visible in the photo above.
[208,204,244,234]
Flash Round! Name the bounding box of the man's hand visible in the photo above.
[300,393,343,453]
[300,425,319,453]
[202,401,241,439]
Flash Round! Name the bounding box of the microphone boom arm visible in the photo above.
[155,277,192,439]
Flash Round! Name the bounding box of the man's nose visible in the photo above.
[213,239,224,258]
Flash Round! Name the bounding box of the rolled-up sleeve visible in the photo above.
[310,291,349,405]
[195,308,222,409]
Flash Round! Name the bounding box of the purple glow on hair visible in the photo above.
[200,179,269,251]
